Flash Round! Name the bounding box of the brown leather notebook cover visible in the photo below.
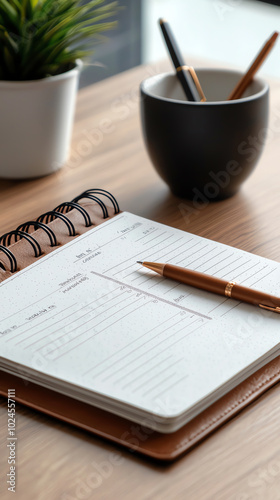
[1,188,280,461]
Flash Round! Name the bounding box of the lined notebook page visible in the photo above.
[1,212,280,430]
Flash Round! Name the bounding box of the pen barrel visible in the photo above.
[159,20,184,69]
[163,264,227,295]
[163,264,280,309]
[177,69,200,102]
[231,285,280,308]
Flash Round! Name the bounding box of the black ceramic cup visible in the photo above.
[140,69,269,200]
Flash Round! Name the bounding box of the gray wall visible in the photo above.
[79,0,142,88]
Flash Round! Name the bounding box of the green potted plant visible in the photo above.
[0,0,118,179]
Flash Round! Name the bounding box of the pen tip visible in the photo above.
[271,31,279,42]
[159,18,167,25]
[137,261,143,265]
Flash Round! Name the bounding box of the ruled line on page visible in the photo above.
[9,289,123,345]
[139,236,185,262]
[142,231,167,245]
[82,312,180,377]
[31,289,128,352]
[108,316,199,384]
[219,262,265,281]
[12,286,123,347]
[53,298,152,361]
[211,256,242,277]
[129,240,206,286]
[141,372,178,398]
[41,292,144,356]
[150,374,189,399]
[109,317,202,386]
[149,240,209,270]
[1,288,62,325]
[21,307,90,348]
[152,240,195,265]
[193,249,228,270]
[90,271,212,319]
[134,228,159,242]
[136,275,161,287]
[104,235,183,276]
[175,241,202,264]
[122,356,175,391]
[104,250,146,274]
[203,254,240,274]
[231,262,259,280]
[247,266,276,287]
[7,303,76,344]
[148,277,169,290]
[221,302,241,317]
[123,239,192,280]
[186,245,213,267]
[208,298,230,314]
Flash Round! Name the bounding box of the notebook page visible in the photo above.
[0,212,280,430]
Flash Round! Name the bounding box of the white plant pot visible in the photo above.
[0,60,82,179]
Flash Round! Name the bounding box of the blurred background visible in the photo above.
[79,0,280,88]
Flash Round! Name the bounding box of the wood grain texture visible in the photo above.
[1,59,280,500]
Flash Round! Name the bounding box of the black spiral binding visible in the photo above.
[0,245,17,273]
[54,202,92,228]
[75,189,120,215]
[17,221,58,247]
[0,188,120,274]
[37,211,76,237]
[72,191,109,219]
[0,230,42,258]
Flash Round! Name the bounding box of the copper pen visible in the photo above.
[228,31,279,100]
[137,261,280,314]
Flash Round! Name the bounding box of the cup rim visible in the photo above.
[140,69,269,106]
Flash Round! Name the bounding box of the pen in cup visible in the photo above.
[159,18,206,102]
[228,31,279,100]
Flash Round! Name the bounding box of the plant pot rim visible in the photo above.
[0,59,83,89]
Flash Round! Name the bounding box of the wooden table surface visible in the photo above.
[1,60,280,500]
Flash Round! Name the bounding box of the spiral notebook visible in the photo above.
[0,188,280,461]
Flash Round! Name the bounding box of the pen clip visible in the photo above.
[177,65,206,102]
[259,303,280,314]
